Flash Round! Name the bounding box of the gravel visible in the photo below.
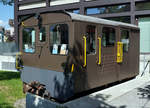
[14,98,26,108]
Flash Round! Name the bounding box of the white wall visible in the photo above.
[0,55,17,72]
[10,27,14,36]
[0,33,2,42]
[19,0,80,10]
[50,0,79,6]
[19,2,46,10]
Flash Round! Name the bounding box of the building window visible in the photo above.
[39,27,46,42]
[136,2,150,11]
[23,28,35,53]
[102,27,116,47]
[86,4,130,15]
[50,0,79,6]
[106,16,131,23]
[86,8,100,15]
[66,9,80,14]
[50,24,69,55]
[121,29,129,52]
[86,25,96,54]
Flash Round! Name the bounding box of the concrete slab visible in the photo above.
[109,82,150,108]
[90,75,150,103]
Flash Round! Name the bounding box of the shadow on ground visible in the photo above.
[137,84,150,108]
[70,94,127,108]
[0,71,20,80]
[27,93,126,108]
[138,85,150,99]
[90,94,126,108]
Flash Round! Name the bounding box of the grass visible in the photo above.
[0,71,25,108]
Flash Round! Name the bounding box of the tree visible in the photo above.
[0,0,13,5]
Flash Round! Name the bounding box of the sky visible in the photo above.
[0,3,14,29]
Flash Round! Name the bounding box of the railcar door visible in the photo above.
[100,26,118,85]
[83,25,118,88]
[36,26,47,60]
[84,25,99,88]
[119,28,132,80]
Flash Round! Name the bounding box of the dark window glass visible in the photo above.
[106,17,131,23]
[23,28,35,53]
[99,7,106,14]
[86,25,96,54]
[102,27,115,47]
[107,4,130,13]
[50,24,69,55]
[86,4,130,15]
[39,27,46,42]
[121,29,129,52]
[136,2,150,11]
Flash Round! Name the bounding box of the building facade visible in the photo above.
[14,0,150,53]
[0,27,4,42]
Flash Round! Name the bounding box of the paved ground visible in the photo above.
[65,76,150,108]
[14,71,150,108]
[14,98,26,108]
[109,81,150,108]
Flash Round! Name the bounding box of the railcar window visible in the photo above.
[39,27,46,42]
[23,28,35,53]
[86,25,96,54]
[102,27,116,47]
[50,24,68,55]
[121,30,129,52]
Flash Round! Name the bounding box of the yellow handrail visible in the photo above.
[98,37,101,65]
[83,36,87,67]
[71,64,74,72]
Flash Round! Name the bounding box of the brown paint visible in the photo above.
[19,12,140,95]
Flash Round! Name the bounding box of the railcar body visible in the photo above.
[18,12,140,102]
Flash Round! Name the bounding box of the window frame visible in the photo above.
[22,26,37,54]
[49,22,69,56]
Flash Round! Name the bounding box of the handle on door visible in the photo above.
[83,36,87,67]
[98,37,101,65]
[117,42,123,63]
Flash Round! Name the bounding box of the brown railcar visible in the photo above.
[18,12,140,102]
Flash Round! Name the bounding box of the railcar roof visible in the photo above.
[66,12,139,29]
